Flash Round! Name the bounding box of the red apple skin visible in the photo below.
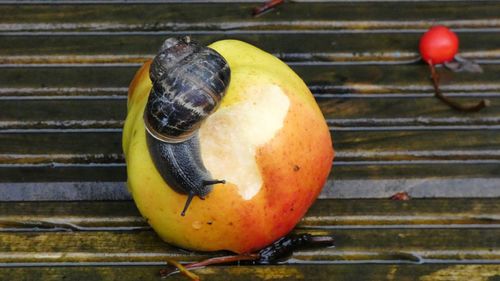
[254,92,333,250]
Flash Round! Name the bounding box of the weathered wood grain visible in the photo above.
[3,130,500,158]
[0,33,499,63]
[1,199,498,230]
[1,228,499,263]
[0,166,125,182]
[0,2,499,32]
[331,162,500,179]
[0,200,497,280]
[0,200,498,264]
[0,61,497,189]
[1,129,499,183]
[1,159,499,181]
[4,96,500,123]
[0,1,498,280]
[2,64,500,88]
[1,264,499,281]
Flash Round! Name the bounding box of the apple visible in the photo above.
[123,39,334,254]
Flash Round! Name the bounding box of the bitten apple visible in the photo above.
[123,39,334,254]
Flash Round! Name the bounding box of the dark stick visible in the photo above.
[428,63,490,112]
[253,0,285,17]
[160,234,334,279]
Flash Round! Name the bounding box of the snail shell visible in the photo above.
[144,36,230,216]
[145,36,230,143]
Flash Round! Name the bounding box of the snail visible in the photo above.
[144,36,230,216]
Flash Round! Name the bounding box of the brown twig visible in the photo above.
[160,258,201,280]
[252,0,284,17]
[428,62,490,112]
[160,254,260,279]
[188,253,260,269]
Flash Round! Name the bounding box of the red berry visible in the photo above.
[419,25,459,65]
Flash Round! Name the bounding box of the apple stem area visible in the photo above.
[427,62,490,112]
[160,234,335,279]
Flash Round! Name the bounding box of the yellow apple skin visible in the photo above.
[123,40,334,254]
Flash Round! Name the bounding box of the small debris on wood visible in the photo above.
[390,192,411,201]
[444,56,483,73]
[252,0,284,17]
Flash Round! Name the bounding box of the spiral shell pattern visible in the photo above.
[145,36,230,143]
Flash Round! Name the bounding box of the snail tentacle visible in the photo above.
[144,36,230,216]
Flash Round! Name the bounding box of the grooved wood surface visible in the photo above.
[0,200,499,280]
[0,2,499,199]
[1,1,499,280]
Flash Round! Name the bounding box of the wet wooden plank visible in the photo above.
[1,163,500,191]
[4,96,500,123]
[1,198,495,281]
[1,130,499,184]
[2,130,500,157]
[0,99,126,122]
[1,64,499,89]
[0,32,499,63]
[0,166,125,182]
[0,130,500,155]
[1,264,499,281]
[0,200,498,264]
[0,1,498,280]
[0,132,122,154]
[2,177,500,200]
[1,199,498,230]
[0,2,499,32]
[330,163,500,180]
[0,152,499,182]
[0,228,499,262]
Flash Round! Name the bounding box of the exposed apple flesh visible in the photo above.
[200,83,290,200]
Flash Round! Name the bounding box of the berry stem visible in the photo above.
[428,62,489,112]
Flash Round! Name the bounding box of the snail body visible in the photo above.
[144,37,230,215]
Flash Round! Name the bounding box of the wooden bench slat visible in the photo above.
[2,264,499,281]
[0,0,498,279]
[2,65,499,89]
[2,130,500,157]
[0,2,498,32]
[0,166,125,182]
[0,160,499,182]
[0,200,497,273]
[1,199,498,228]
[3,97,500,124]
[1,228,498,263]
[0,33,499,63]
[1,164,499,193]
